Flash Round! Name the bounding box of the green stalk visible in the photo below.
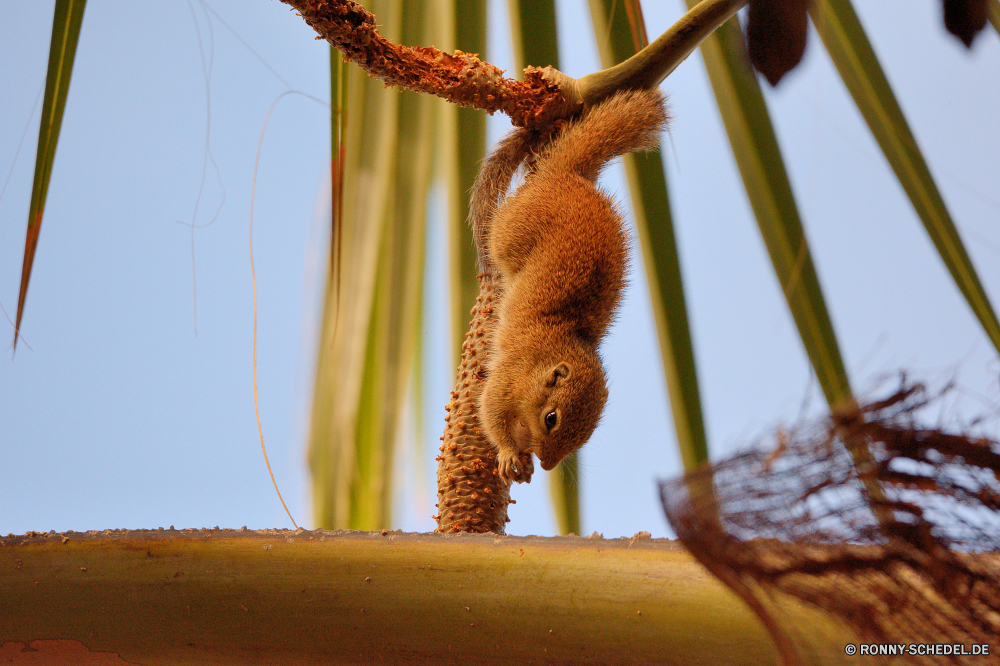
[14,0,87,350]
[506,0,580,536]
[3,529,803,664]
[588,0,709,473]
[577,0,747,106]
[811,0,1000,357]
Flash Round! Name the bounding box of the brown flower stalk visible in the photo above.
[433,274,523,534]
[281,0,581,128]
[281,0,747,128]
[284,0,748,534]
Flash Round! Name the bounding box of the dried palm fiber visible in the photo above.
[661,383,1000,665]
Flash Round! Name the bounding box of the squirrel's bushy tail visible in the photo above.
[470,127,537,274]
[539,88,668,182]
[468,87,667,273]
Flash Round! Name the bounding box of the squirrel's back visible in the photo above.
[471,87,669,485]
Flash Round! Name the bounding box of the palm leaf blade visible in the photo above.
[309,0,402,528]
[14,0,87,349]
[588,0,709,472]
[446,0,487,371]
[685,7,852,408]
[506,0,580,535]
[811,0,1000,357]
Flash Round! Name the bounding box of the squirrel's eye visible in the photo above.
[544,410,558,430]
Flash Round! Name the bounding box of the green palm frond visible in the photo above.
[684,5,852,409]
[310,0,436,529]
[506,0,580,536]
[309,0,403,529]
[15,0,87,350]
[446,0,487,372]
[588,0,709,473]
[987,0,1000,35]
[811,0,1000,357]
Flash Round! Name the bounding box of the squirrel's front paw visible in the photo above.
[512,450,534,484]
[497,448,533,485]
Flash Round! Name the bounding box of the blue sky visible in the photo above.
[2,0,998,538]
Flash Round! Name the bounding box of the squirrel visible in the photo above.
[469,88,669,485]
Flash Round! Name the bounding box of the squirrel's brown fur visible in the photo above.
[470,88,669,484]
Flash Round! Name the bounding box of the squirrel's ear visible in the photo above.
[546,362,571,387]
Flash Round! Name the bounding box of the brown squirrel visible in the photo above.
[470,88,668,485]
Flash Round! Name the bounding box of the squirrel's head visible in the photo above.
[500,347,608,472]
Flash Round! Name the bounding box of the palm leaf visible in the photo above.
[14,0,87,350]
[351,0,435,528]
[328,44,346,338]
[507,0,560,73]
[445,0,487,371]
[588,0,710,473]
[309,0,402,528]
[988,0,1000,35]
[811,0,1000,357]
[310,0,435,530]
[683,8,902,523]
[684,5,852,409]
[506,0,580,535]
